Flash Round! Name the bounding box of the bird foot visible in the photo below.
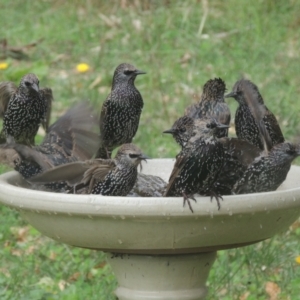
[210,191,223,210]
[182,193,197,213]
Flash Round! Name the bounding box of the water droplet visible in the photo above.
[88,215,93,219]
[228,211,233,216]
[204,227,207,230]
[19,204,24,208]
[56,235,61,240]
[95,206,101,211]
[53,211,57,215]
[120,215,125,220]
[293,197,296,202]
[118,239,123,244]
[260,224,263,229]
[68,212,72,216]
[35,210,40,213]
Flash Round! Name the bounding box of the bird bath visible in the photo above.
[1,159,300,300]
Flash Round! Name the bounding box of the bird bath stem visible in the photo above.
[107,252,216,300]
[1,159,300,299]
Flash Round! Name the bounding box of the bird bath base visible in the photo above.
[1,159,300,299]
[107,252,216,300]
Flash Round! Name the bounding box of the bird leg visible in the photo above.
[182,192,197,213]
[209,191,223,210]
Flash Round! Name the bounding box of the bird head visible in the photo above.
[163,116,195,147]
[113,63,146,86]
[202,77,226,101]
[192,118,230,139]
[20,73,40,95]
[116,143,149,167]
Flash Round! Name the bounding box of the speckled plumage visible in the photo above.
[30,143,148,196]
[97,63,146,158]
[185,78,230,138]
[164,118,227,212]
[0,102,99,189]
[226,79,284,151]
[0,73,53,146]
[214,137,261,195]
[233,142,300,194]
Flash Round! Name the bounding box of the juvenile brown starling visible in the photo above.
[214,137,261,195]
[225,79,284,151]
[233,142,300,194]
[185,78,230,138]
[0,102,99,186]
[96,63,146,158]
[30,143,149,196]
[164,118,228,212]
[0,73,53,145]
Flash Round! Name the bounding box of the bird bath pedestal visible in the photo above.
[1,159,300,300]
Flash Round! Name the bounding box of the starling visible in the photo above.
[163,115,196,149]
[185,78,230,138]
[164,118,229,212]
[128,173,167,197]
[225,79,284,151]
[96,63,146,159]
[0,73,53,145]
[30,143,149,196]
[0,102,99,186]
[233,142,300,194]
[214,137,261,195]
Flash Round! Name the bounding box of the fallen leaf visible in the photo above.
[265,281,281,300]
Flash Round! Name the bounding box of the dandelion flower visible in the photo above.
[0,62,8,70]
[295,256,300,264]
[76,63,90,73]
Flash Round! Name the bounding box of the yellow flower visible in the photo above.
[0,62,8,70]
[76,63,90,73]
[295,256,300,264]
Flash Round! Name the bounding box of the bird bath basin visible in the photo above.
[1,159,300,300]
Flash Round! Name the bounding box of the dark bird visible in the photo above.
[0,73,53,145]
[96,63,146,159]
[225,79,284,151]
[164,118,228,212]
[30,143,149,196]
[214,137,261,195]
[185,78,230,138]
[233,142,300,194]
[163,116,196,149]
[0,102,100,188]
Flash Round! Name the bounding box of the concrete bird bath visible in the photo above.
[1,158,300,300]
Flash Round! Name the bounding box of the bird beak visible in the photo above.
[225,91,236,98]
[139,154,150,161]
[134,69,146,75]
[163,128,176,134]
[216,124,230,129]
[31,83,39,93]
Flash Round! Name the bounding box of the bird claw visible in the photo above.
[210,191,223,210]
[182,193,197,213]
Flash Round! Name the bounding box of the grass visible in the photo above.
[1,0,300,299]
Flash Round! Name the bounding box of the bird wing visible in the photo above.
[263,107,285,146]
[43,102,100,161]
[164,151,187,196]
[0,81,17,118]
[40,88,53,132]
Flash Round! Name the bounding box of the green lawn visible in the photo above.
[1,0,300,299]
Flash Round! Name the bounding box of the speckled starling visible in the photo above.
[233,142,300,194]
[0,73,53,146]
[185,78,230,138]
[163,116,196,149]
[30,143,149,196]
[164,118,229,212]
[0,102,99,186]
[214,137,261,195]
[225,79,284,151]
[96,63,146,159]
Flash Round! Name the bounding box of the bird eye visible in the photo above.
[24,81,30,86]
[124,70,134,75]
[180,128,186,133]
[129,153,139,158]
